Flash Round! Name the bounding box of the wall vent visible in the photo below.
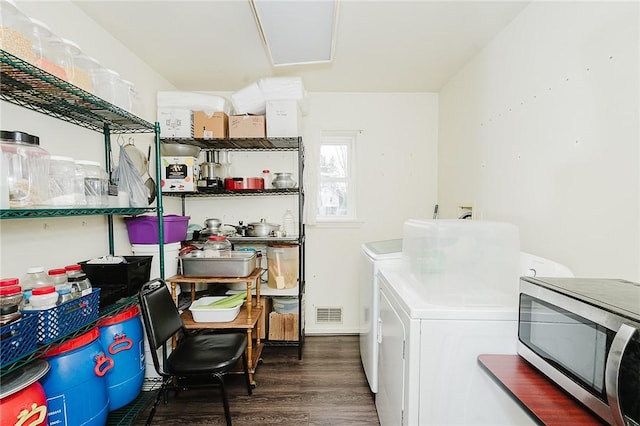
[315,306,343,324]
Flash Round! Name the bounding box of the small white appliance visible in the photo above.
[359,239,402,394]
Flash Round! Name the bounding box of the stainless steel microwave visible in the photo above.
[518,277,640,426]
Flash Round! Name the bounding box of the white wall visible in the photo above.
[438,2,639,280]
[303,93,438,333]
[0,1,176,277]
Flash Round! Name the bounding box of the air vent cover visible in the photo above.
[315,306,342,323]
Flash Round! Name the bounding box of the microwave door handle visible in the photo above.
[605,323,637,426]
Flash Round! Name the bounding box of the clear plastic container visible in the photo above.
[203,235,232,258]
[48,268,72,294]
[1,130,50,208]
[283,209,295,237]
[29,286,58,310]
[0,0,35,62]
[72,54,102,94]
[22,266,54,290]
[47,37,82,86]
[68,273,92,297]
[73,160,86,206]
[117,79,135,112]
[267,244,299,289]
[57,287,74,304]
[48,155,75,206]
[262,169,271,189]
[93,68,121,104]
[76,160,108,206]
[28,19,68,80]
[0,282,23,308]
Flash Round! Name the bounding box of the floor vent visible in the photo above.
[315,306,343,324]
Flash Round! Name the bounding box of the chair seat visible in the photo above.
[168,333,247,375]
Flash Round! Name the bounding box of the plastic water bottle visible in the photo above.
[283,209,295,237]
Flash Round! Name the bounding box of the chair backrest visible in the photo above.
[138,279,184,373]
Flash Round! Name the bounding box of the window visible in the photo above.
[316,132,357,221]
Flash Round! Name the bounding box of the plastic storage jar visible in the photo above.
[46,37,80,85]
[72,54,102,93]
[76,160,108,206]
[93,68,122,104]
[267,244,299,289]
[68,273,92,297]
[48,155,75,206]
[1,130,50,208]
[203,235,232,258]
[0,282,23,309]
[28,19,68,80]
[0,0,35,62]
[29,286,58,310]
[22,267,53,291]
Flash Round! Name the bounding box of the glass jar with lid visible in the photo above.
[203,235,232,257]
[93,68,122,105]
[47,37,82,86]
[28,18,68,80]
[48,155,75,206]
[1,130,50,208]
[72,54,102,94]
[0,0,35,62]
[75,160,108,206]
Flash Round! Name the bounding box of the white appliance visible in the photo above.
[376,264,537,426]
[359,239,402,394]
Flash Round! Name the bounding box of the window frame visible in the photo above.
[315,131,358,223]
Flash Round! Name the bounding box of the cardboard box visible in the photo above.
[229,115,266,138]
[160,156,196,192]
[266,100,301,137]
[258,297,268,340]
[268,312,299,341]
[158,108,193,138]
[193,111,228,139]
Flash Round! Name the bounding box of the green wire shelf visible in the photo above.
[0,49,154,134]
[0,207,156,219]
[161,137,302,150]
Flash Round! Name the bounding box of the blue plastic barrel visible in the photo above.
[40,327,113,426]
[97,305,145,410]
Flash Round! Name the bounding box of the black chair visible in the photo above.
[138,279,252,426]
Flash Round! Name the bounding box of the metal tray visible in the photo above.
[180,251,257,277]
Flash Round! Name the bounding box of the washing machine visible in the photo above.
[359,239,402,394]
[376,264,536,426]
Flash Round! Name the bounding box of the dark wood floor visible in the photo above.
[134,335,380,425]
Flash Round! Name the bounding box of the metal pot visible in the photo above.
[245,219,280,237]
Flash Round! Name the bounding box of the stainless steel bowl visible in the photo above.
[160,143,201,158]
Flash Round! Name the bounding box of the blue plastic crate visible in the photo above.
[0,314,39,368]
[22,288,101,344]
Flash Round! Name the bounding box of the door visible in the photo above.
[377,286,406,426]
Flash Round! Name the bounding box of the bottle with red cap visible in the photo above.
[28,286,58,310]
[65,264,92,297]
[0,278,23,326]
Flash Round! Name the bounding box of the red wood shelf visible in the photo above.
[478,354,606,426]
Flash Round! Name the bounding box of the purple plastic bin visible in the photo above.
[124,215,190,244]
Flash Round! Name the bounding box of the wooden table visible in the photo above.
[166,268,262,320]
[166,269,264,386]
[478,354,606,426]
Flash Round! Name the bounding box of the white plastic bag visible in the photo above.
[114,145,148,207]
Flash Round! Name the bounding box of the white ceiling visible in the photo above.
[73,0,530,93]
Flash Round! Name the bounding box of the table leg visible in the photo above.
[170,281,177,304]
[246,282,252,320]
[246,328,254,385]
